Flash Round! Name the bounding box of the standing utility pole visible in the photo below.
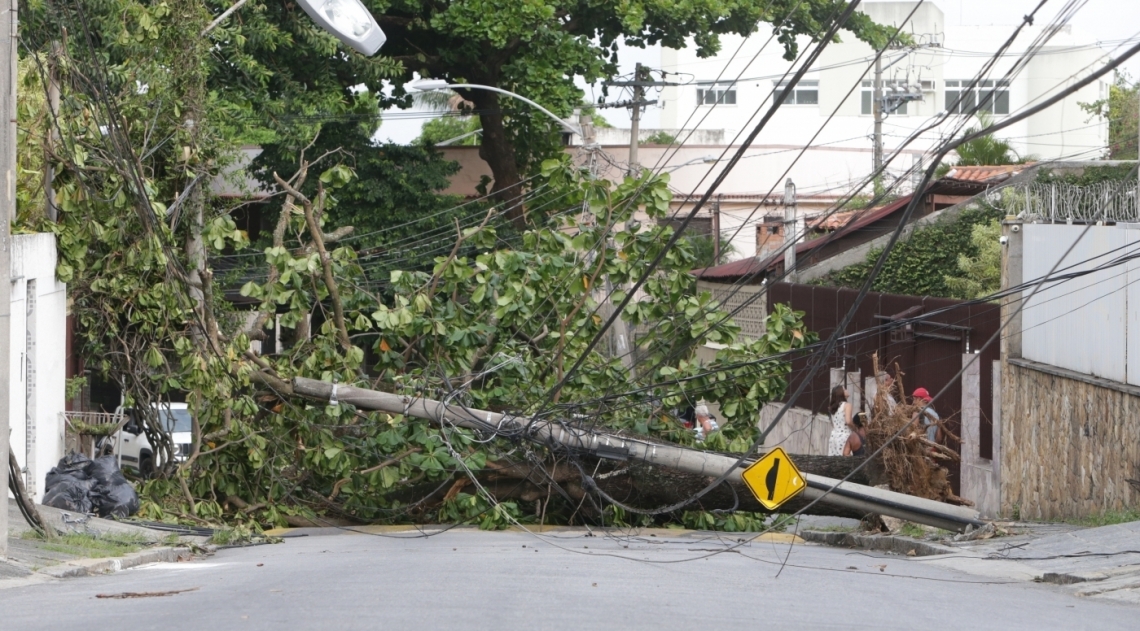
[579,111,635,375]
[872,53,883,176]
[783,178,797,283]
[0,0,18,557]
[45,42,61,222]
[628,63,646,175]
[711,195,722,265]
[603,66,673,177]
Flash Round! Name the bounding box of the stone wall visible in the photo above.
[1001,358,1140,520]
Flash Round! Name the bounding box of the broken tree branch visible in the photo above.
[273,172,353,352]
[290,377,985,532]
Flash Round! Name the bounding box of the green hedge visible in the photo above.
[811,204,1003,298]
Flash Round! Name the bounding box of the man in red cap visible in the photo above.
[912,387,941,444]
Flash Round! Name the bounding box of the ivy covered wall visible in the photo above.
[810,204,1004,298]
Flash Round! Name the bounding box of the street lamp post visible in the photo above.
[406,79,583,138]
[204,0,386,56]
[296,0,386,56]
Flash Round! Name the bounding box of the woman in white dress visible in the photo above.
[827,385,855,456]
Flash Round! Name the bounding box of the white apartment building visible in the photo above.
[600,1,1112,259]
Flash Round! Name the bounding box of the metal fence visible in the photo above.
[1011,180,1140,224]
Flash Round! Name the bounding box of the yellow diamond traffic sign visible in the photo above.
[741,447,806,510]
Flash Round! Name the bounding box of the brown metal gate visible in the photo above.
[766,283,1001,491]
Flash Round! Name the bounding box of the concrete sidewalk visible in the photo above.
[921,520,1140,603]
[2,499,206,589]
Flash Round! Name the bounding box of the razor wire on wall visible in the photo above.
[1007,180,1140,224]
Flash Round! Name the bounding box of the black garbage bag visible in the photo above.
[53,452,93,479]
[86,455,140,518]
[89,481,140,519]
[44,470,95,494]
[43,452,97,512]
[42,477,94,513]
[85,455,124,487]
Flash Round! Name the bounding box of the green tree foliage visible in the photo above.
[683,232,737,268]
[1035,164,1138,186]
[20,0,826,528]
[15,57,50,230]
[644,131,677,145]
[944,219,1002,300]
[216,161,816,525]
[1079,71,1138,160]
[951,113,1023,167]
[252,122,467,253]
[814,205,1004,298]
[417,116,482,146]
[379,0,896,210]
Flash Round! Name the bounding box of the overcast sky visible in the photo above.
[944,0,1140,77]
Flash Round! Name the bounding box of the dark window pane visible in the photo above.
[896,101,908,115]
[995,90,1009,115]
[960,90,976,114]
[862,91,872,115]
[798,89,818,105]
[977,90,992,113]
[724,90,736,105]
[945,89,960,113]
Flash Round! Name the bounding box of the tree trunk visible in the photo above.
[470,453,882,521]
[468,89,525,226]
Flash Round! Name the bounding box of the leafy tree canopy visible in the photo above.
[944,219,1001,301]
[1079,70,1138,160]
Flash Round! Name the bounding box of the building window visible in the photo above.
[696,88,736,106]
[946,79,1010,115]
[773,80,819,105]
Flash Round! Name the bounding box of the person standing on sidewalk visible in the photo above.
[828,385,855,456]
[912,387,941,444]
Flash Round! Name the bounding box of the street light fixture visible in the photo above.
[296,0,386,56]
[406,78,582,137]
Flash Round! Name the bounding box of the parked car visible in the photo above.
[95,403,193,477]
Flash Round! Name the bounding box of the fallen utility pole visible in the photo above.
[292,378,984,532]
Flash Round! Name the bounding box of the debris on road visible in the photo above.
[95,587,200,599]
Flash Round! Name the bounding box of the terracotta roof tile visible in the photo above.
[943,164,1029,183]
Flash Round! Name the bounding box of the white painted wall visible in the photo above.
[1021,223,1140,386]
[7,233,67,503]
[655,2,1109,175]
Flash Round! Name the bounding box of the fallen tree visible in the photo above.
[291,378,983,531]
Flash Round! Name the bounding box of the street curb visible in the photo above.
[40,546,196,579]
[800,530,956,556]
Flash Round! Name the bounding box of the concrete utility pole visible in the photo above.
[579,111,636,375]
[711,195,721,265]
[783,178,797,282]
[872,52,883,176]
[628,63,645,175]
[291,377,984,532]
[603,67,673,176]
[0,0,17,557]
[45,42,61,222]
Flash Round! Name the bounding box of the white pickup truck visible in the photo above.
[95,403,194,477]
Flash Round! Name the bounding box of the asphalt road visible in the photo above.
[1,527,1136,630]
